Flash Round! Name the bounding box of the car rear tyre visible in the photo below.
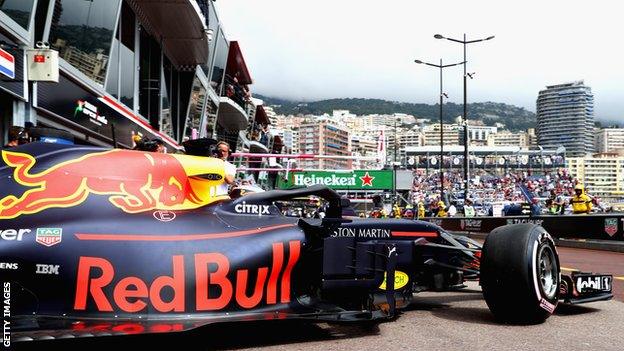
[481,223,560,324]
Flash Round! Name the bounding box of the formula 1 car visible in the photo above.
[0,143,613,343]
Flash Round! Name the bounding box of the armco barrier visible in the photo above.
[422,214,624,241]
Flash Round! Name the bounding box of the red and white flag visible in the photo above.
[0,47,15,79]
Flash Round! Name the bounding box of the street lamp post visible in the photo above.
[393,118,398,204]
[434,33,494,200]
[394,118,398,163]
[538,145,544,173]
[414,58,464,198]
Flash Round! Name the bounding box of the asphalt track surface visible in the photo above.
[15,246,624,351]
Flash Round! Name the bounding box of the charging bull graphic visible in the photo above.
[0,149,225,219]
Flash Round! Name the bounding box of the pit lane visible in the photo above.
[19,246,624,351]
[20,283,623,351]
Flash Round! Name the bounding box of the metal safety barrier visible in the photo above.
[421,214,624,242]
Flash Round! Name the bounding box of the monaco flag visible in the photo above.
[0,47,15,79]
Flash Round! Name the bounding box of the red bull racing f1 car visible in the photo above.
[0,143,613,343]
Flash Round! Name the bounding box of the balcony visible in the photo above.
[216,40,253,133]
[271,134,284,154]
[217,96,248,131]
[221,41,252,110]
[238,131,269,153]
[127,0,209,68]
[223,74,249,111]
[254,105,270,126]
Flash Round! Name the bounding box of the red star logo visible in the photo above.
[360,172,375,186]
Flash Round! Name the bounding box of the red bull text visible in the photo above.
[74,241,301,313]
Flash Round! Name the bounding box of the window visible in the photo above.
[139,25,161,125]
[202,98,218,139]
[210,28,228,95]
[202,2,219,77]
[105,2,135,109]
[160,61,173,138]
[119,2,135,108]
[0,0,36,31]
[105,36,119,99]
[49,0,121,85]
[184,74,207,141]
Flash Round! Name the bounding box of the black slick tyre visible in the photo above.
[480,223,560,324]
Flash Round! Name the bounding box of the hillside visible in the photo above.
[255,94,536,131]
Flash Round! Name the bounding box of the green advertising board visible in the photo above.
[277,170,394,190]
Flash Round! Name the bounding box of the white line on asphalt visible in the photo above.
[561,267,579,272]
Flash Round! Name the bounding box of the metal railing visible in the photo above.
[222,74,248,111]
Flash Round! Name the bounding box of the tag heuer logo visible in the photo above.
[604,218,618,237]
[36,228,62,247]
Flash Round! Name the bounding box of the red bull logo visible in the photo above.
[0,149,224,219]
[73,241,301,313]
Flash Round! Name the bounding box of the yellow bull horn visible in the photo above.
[170,154,230,206]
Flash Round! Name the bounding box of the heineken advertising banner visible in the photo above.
[278,170,393,190]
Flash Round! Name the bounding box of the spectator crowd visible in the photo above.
[407,168,609,217]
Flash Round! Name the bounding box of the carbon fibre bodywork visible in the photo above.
[0,143,612,342]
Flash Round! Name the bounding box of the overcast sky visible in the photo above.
[216,0,624,121]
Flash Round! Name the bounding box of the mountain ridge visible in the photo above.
[254,94,536,131]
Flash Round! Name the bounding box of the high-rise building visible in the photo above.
[566,155,624,203]
[536,81,595,157]
[281,129,300,154]
[467,125,498,146]
[398,128,423,161]
[595,128,624,154]
[351,135,377,154]
[527,128,538,149]
[274,115,305,130]
[344,114,374,132]
[421,124,461,146]
[264,106,278,125]
[370,113,414,127]
[299,119,351,169]
[487,130,529,148]
[350,134,378,169]
[385,126,400,163]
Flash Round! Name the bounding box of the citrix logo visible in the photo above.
[234,201,270,215]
